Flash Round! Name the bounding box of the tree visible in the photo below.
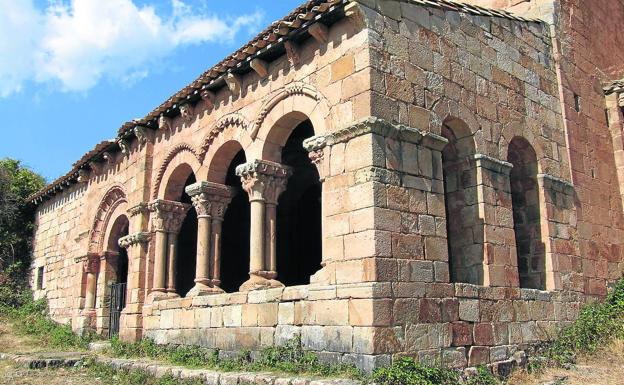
[0,158,46,279]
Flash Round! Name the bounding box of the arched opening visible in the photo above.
[106,214,130,285]
[276,120,322,286]
[508,137,545,289]
[441,120,483,285]
[220,150,250,293]
[176,173,198,297]
[163,163,198,297]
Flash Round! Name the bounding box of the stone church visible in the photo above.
[28,0,624,372]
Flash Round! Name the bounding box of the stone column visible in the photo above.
[236,159,291,291]
[147,199,191,300]
[185,182,234,296]
[83,253,101,310]
[117,231,151,341]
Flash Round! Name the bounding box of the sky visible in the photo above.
[0,0,303,182]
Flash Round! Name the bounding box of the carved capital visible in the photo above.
[185,181,234,218]
[118,232,151,248]
[303,135,328,181]
[127,202,148,217]
[235,160,292,203]
[82,253,101,273]
[148,199,191,234]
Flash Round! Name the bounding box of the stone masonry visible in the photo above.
[28,0,624,373]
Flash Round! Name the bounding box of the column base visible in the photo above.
[186,283,224,297]
[239,272,284,291]
[146,290,169,303]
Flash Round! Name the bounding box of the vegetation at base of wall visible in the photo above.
[529,277,624,370]
[109,335,361,378]
[86,359,206,385]
[0,289,95,350]
[370,358,499,385]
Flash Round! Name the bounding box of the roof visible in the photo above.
[28,0,539,205]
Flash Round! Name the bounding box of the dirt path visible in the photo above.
[0,360,106,385]
[506,340,624,385]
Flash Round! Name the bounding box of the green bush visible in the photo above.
[465,366,499,385]
[540,278,624,366]
[371,357,460,385]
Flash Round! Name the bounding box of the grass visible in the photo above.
[109,335,362,378]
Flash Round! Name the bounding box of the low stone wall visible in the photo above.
[141,281,585,372]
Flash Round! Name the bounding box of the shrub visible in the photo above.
[371,357,460,385]
[465,366,499,385]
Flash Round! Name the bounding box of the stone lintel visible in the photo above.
[537,173,575,195]
[118,232,152,249]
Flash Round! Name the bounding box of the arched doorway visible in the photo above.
[441,120,483,284]
[104,214,129,337]
[508,137,545,289]
[276,120,322,286]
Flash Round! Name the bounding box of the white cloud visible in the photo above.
[0,0,263,96]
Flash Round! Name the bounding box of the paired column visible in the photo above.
[148,199,191,300]
[236,159,291,291]
[185,181,234,296]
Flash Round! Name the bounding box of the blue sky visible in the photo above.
[0,0,303,182]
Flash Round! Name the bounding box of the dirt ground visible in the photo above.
[506,340,624,385]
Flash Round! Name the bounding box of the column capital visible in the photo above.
[127,202,149,217]
[148,199,191,234]
[118,232,152,249]
[235,160,292,203]
[185,181,235,218]
[303,135,328,181]
[80,253,101,273]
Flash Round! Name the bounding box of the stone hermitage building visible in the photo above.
[27,0,624,372]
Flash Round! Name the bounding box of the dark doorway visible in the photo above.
[176,173,198,297]
[276,120,322,286]
[220,150,251,293]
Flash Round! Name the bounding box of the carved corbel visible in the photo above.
[308,23,328,44]
[303,135,328,182]
[134,125,148,145]
[179,103,194,124]
[88,161,102,174]
[250,58,269,78]
[102,152,114,164]
[284,41,300,66]
[77,169,90,183]
[117,138,130,155]
[225,73,242,94]
[158,114,172,131]
[118,232,151,249]
[201,89,216,110]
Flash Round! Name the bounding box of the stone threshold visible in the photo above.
[0,351,362,385]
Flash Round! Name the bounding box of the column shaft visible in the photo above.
[194,215,212,287]
[152,230,168,292]
[85,271,97,309]
[265,203,278,274]
[166,232,178,294]
[211,218,223,284]
[249,198,266,274]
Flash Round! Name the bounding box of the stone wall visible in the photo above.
[29,0,624,373]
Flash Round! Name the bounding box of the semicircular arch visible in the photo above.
[153,143,202,200]
[88,186,127,254]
